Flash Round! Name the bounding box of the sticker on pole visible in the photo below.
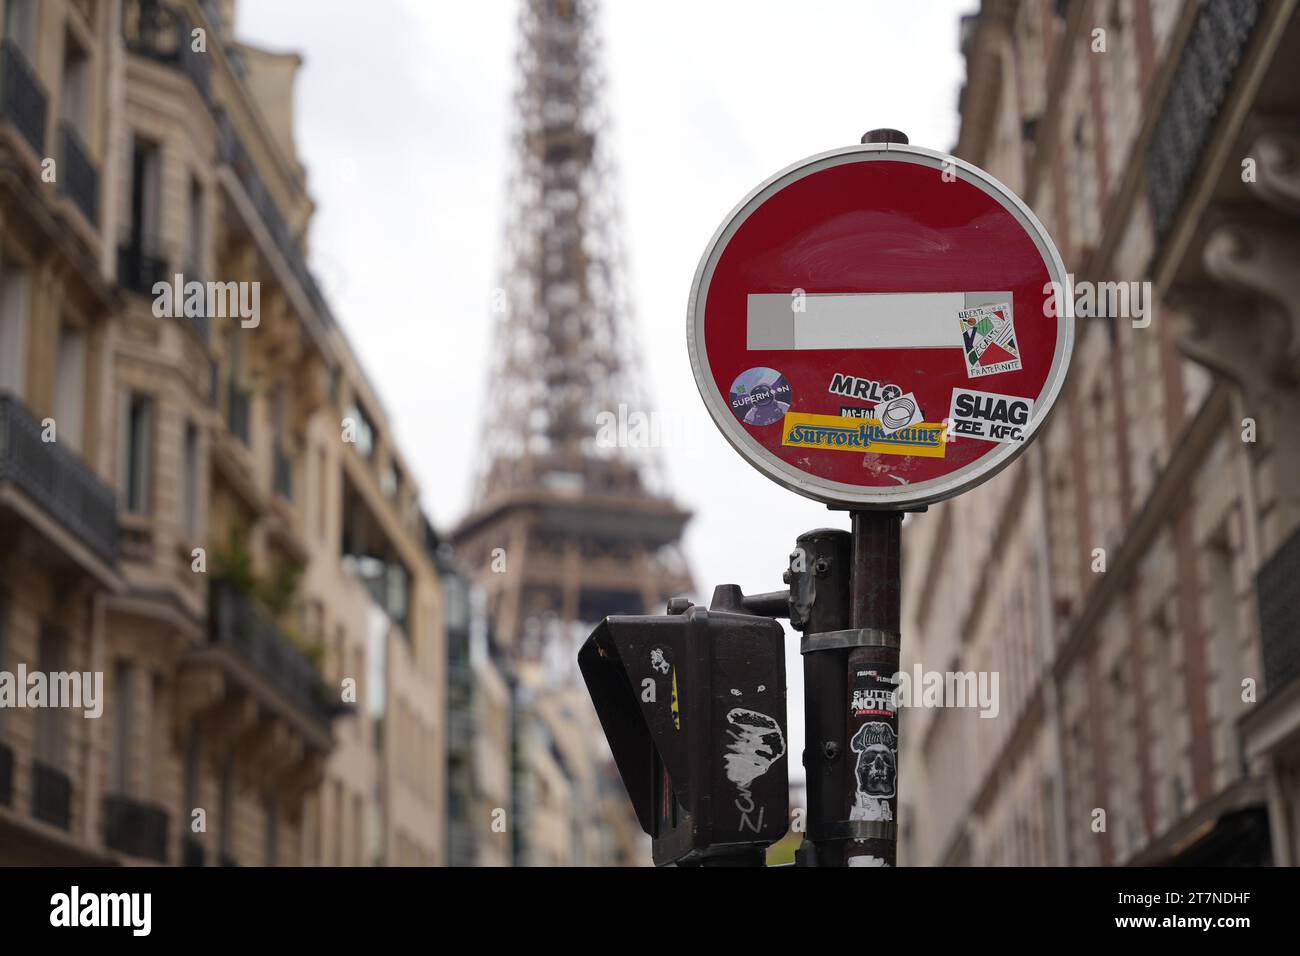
[687,142,1073,507]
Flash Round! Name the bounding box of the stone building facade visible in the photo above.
[899,0,1300,866]
[0,0,446,865]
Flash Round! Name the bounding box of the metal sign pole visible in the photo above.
[843,510,903,866]
[789,528,851,867]
[790,513,905,867]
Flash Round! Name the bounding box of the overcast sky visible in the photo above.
[236,0,975,771]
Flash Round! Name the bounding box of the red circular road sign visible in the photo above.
[688,143,1072,508]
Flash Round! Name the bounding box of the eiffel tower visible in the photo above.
[453,0,693,666]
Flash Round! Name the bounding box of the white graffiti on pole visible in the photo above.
[724,708,786,833]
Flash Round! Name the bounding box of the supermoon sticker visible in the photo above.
[729,367,792,426]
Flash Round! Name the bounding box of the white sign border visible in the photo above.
[686,142,1074,509]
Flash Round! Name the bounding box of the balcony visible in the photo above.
[0,741,12,807]
[1146,0,1264,241]
[0,38,47,158]
[117,240,169,296]
[57,121,98,226]
[208,578,335,730]
[31,760,71,830]
[0,392,119,566]
[121,0,212,102]
[103,794,169,862]
[215,109,335,331]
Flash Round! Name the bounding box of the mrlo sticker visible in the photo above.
[948,388,1035,444]
[958,302,1021,378]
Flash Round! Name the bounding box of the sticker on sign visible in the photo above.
[687,142,1072,508]
[948,389,1035,444]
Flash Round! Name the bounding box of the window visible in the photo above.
[385,561,409,633]
[1148,601,1185,831]
[316,446,329,540]
[128,135,162,251]
[265,796,279,866]
[183,721,202,825]
[0,254,30,395]
[60,32,90,137]
[122,393,154,514]
[0,587,9,735]
[186,176,205,277]
[226,324,242,379]
[273,387,288,444]
[344,401,375,458]
[182,422,200,537]
[219,758,236,863]
[110,661,132,793]
[1207,533,1244,783]
[54,322,86,451]
[34,627,68,768]
[3,0,37,55]
[380,462,400,500]
[333,781,345,866]
[354,792,366,867]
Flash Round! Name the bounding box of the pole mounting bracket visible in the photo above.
[800,627,900,654]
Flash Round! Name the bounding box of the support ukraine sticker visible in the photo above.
[781,412,947,458]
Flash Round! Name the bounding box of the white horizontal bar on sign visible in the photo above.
[746,292,1009,350]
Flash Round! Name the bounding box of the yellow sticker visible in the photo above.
[781,412,948,458]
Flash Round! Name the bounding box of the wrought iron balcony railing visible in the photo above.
[1146,0,1264,242]
[103,794,170,862]
[121,0,212,102]
[0,37,47,157]
[0,392,119,566]
[208,578,335,730]
[117,240,169,296]
[57,120,98,226]
[215,109,335,331]
[32,760,72,830]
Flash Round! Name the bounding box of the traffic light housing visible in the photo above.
[578,601,788,866]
